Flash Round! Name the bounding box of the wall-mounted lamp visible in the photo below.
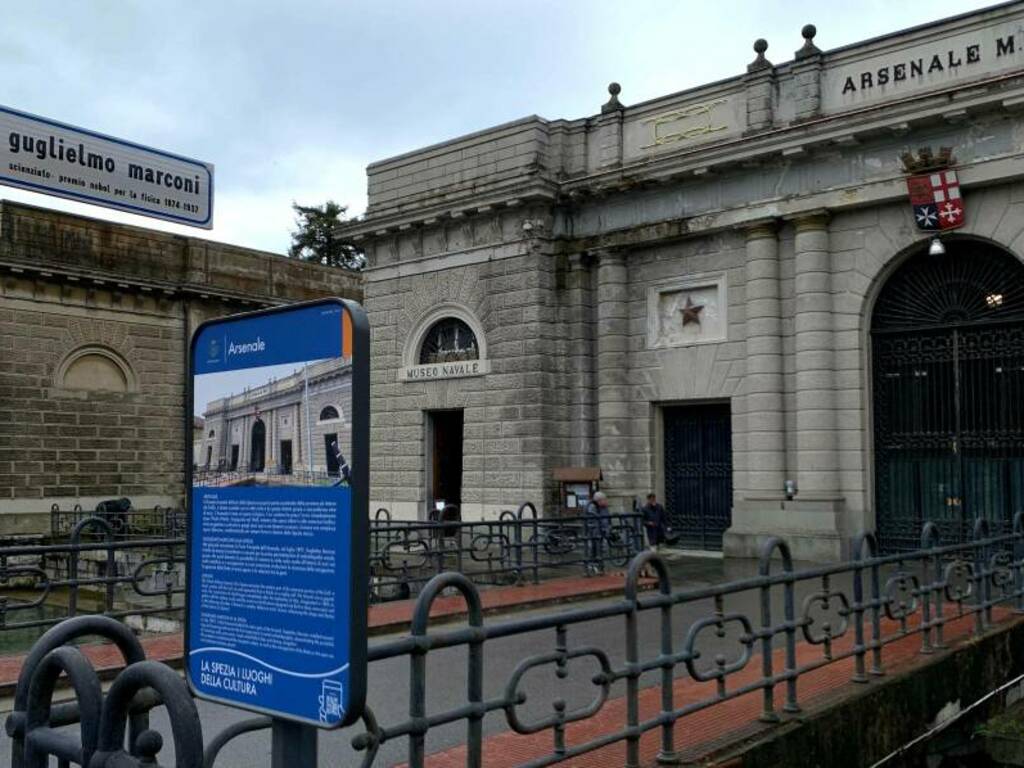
[928,237,945,256]
[784,479,798,500]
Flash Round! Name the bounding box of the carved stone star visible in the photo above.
[680,295,705,327]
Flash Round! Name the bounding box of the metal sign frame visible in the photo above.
[184,298,368,729]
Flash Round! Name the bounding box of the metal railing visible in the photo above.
[6,516,1024,767]
[1,503,642,637]
[369,503,644,600]
[192,467,345,487]
[1,516,184,636]
[50,504,185,540]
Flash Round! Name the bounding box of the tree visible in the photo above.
[288,200,366,270]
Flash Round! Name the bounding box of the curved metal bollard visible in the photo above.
[91,661,204,768]
[409,572,484,768]
[6,615,203,768]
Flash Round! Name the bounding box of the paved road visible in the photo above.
[0,555,890,767]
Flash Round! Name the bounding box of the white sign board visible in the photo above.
[400,359,490,382]
[0,104,213,228]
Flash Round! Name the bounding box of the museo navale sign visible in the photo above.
[0,103,213,228]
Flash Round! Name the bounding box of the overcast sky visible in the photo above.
[2,1,998,254]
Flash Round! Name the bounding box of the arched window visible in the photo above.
[419,318,479,365]
[208,430,215,438]
[319,405,340,421]
[57,346,135,393]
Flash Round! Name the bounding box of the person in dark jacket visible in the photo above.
[641,492,667,551]
[584,491,611,574]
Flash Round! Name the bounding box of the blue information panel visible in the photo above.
[186,299,368,727]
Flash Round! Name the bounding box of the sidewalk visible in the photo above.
[407,608,1017,768]
[0,571,647,695]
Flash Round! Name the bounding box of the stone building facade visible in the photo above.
[196,358,353,477]
[343,4,1024,560]
[0,201,361,535]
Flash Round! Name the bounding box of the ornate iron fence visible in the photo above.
[6,517,1024,767]
[192,467,345,487]
[368,503,644,600]
[0,516,184,636]
[50,504,185,540]
[1,504,642,638]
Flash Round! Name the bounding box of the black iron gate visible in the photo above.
[872,244,1024,552]
[662,402,732,550]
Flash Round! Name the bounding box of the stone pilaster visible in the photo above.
[240,416,249,469]
[792,212,839,498]
[725,212,845,563]
[567,252,597,465]
[595,248,630,503]
[268,410,277,467]
[742,220,785,497]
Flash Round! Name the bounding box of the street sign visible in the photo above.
[0,103,213,227]
[186,299,368,728]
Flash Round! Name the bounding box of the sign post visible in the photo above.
[186,299,369,762]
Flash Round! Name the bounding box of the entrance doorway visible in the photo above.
[250,420,266,472]
[662,402,733,551]
[324,433,339,476]
[230,445,240,471]
[427,410,464,512]
[872,243,1024,552]
[280,440,292,474]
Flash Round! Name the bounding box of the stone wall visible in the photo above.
[0,200,362,535]
[0,298,184,531]
[366,229,560,519]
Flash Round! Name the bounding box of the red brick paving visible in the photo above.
[6,577,1012,768]
[404,608,1017,768]
[0,572,643,692]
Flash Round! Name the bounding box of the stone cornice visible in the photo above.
[0,200,362,306]
[345,70,1024,246]
[560,69,1024,193]
[562,148,1024,253]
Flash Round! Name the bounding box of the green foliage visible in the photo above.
[288,200,366,271]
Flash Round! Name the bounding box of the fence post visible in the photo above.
[410,572,484,768]
[517,502,540,585]
[67,517,114,619]
[973,517,992,633]
[758,536,799,718]
[626,550,676,764]
[847,536,880,684]
[920,522,945,652]
[1014,512,1024,614]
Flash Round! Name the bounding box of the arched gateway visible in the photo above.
[249,419,266,473]
[872,242,1024,551]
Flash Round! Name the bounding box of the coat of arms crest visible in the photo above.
[902,147,965,232]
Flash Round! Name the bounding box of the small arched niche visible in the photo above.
[57,346,136,393]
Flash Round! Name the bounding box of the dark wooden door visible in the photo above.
[663,403,733,550]
[429,410,464,509]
